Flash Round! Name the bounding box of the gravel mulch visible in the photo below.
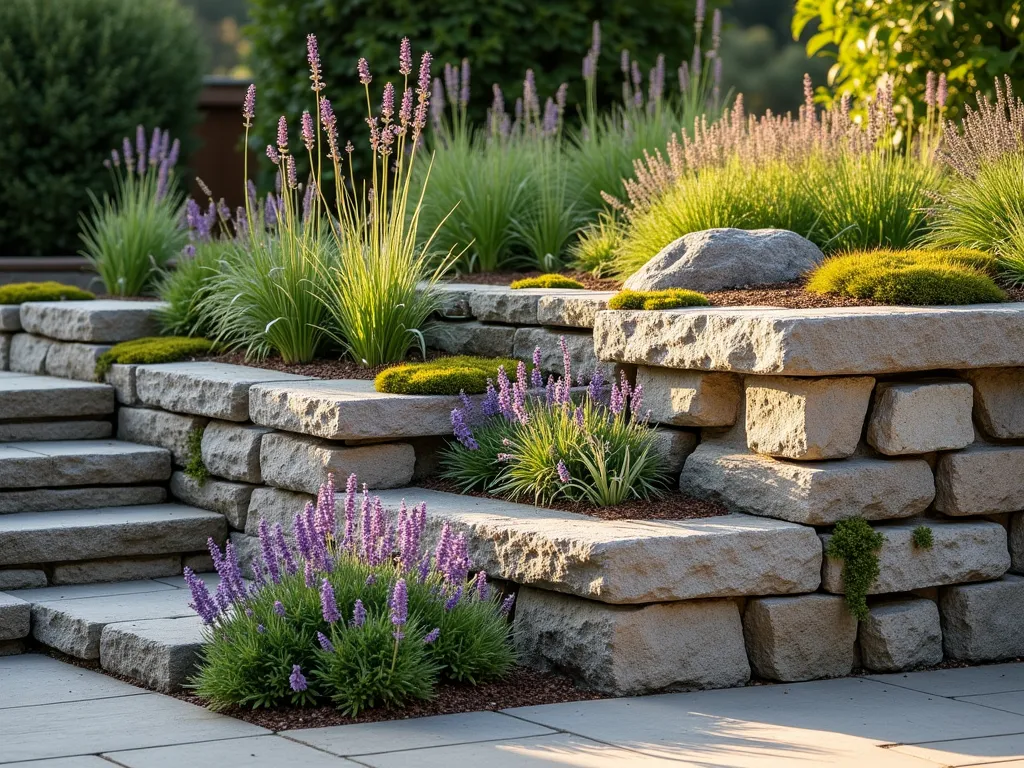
[444,270,621,291]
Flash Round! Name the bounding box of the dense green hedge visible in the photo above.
[0,0,204,256]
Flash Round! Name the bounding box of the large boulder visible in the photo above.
[623,228,824,293]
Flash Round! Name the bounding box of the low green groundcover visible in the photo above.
[608,288,710,310]
[807,248,1006,305]
[0,281,95,304]
[509,274,585,290]
[376,356,520,396]
[95,336,216,379]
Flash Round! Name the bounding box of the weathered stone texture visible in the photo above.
[858,599,943,673]
[244,487,315,536]
[260,432,415,494]
[638,367,741,427]
[962,368,1024,439]
[200,421,272,483]
[1011,512,1024,575]
[170,472,255,530]
[0,486,165,515]
[934,444,1024,516]
[468,287,543,325]
[430,283,476,319]
[650,428,698,477]
[44,341,111,381]
[0,593,31,641]
[537,292,616,328]
[940,576,1024,662]
[0,306,21,332]
[20,300,166,343]
[513,327,613,380]
[105,364,137,405]
[9,333,54,374]
[867,381,974,455]
[51,556,181,585]
[117,407,207,466]
[0,373,113,421]
[0,569,47,590]
[0,420,111,442]
[424,321,517,358]
[0,334,10,370]
[100,616,205,692]
[0,440,171,489]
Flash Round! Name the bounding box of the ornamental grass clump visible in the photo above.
[375,356,520,396]
[441,339,668,507]
[188,474,516,715]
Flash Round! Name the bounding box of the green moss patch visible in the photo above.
[375,356,520,396]
[183,426,209,484]
[912,525,934,549]
[826,518,884,621]
[608,288,710,310]
[95,336,216,379]
[807,248,1006,305]
[0,281,95,304]
[509,274,585,290]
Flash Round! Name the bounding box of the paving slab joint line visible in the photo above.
[494,711,670,761]
[944,697,1024,717]
[0,690,150,711]
[852,674,964,699]
[879,729,1024,748]
[92,732,275,762]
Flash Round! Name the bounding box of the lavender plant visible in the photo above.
[441,339,668,507]
[187,475,516,715]
[79,127,187,296]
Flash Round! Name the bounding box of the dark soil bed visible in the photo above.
[444,270,620,291]
[201,350,452,380]
[420,477,729,522]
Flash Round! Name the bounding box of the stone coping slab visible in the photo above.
[136,362,312,421]
[0,374,113,420]
[537,291,616,328]
[594,303,1024,375]
[373,488,822,603]
[250,378,481,440]
[0,439,170,489]
[429,282,615,327]
[20,300,167,343]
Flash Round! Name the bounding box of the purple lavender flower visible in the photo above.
[183,567,218,625]
[390,579,409,640]
[447,534,471,585]
[316,474,337,541]
[451,407,479,450]
[497,366,513,420]
[136,125,146,161]
[320,98,339,159]
[574,406,585,428]
[583,51,596,80]
[273,600,286,617]
[301,110,315,151]
[424,627,441,644]
[381,82,395,121]
[243,84,256,126]
[358,57,372,85]
[293,510,313,561]
[496,452,513,462]
[434,521,453,577]
[122,137,134,171]
[587,368,604,402]
[399,37,413,76]
[556,460,571,484]
[256,623,266,634]
[530,348,544,388]
[500,593,516,616]
[360,486,372,559]
[631,381,644,416]
[695,0,706,29]
[938,73,948,108]
[400,87,413,125]
[317,631,334,652]
[307,34,323,91]
[559,336,572,391]
[523,69,538,122]
[258,519,280,584]
[352,599,366,627]
[609,382,624,416]
[460,58,470,107]
[320,578,340,623]
[215,540,247,603]
[343,473,357,550]
[542,98,558,135]
[276,116,288,152]
[266,145,280,164]
[304,560,315,588]
[289,665,307,692]
[482,379,499,417]
[366,574,376,586]
[474,570,489,601]
[444,586,462,611]
[444,62,458,106]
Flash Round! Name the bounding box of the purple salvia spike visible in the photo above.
[251,557,267,587]
[293,511,312,561]
[136,125,146,163]
[418,553,432,582]
[213,581,231,614]
[574,406,585,428]
[317,631,334,652]
[399,37,413,76]
[207,537,224,571]
[397,501,408,567]
[631,382,644,417]
[343,473,357,551]
[482,379,499,417]
[272,523,298,575]
[242,83,255,127]
[451,407,479,450]
[389,578,409,640]
[587,368,604,402]
[545,375,556,407]
[273,600,286,617]
[448,533,471,584]
[316,474,337,540]
[183,567,218,624]
[435,522,453,577]
[424,627,441,644]
[358,57,371,85]
[559,336,572,391]
[289,665,307,692]
[360,484,372,560]
[222,541,247,603]
[148,127,161,165]
[320,578,340,623]
[122,137,134,172]
[258,519,281,584]
[556,460,571,484]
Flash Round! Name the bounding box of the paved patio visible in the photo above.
[2,654,1024,766]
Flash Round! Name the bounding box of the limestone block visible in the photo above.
[0,593,31,641]
[170,471,255,530]
[117,407,207,466]
[1011,513,1024,575]
[9,333,54,374]
[537,292,616,329]
[182,552,215,573]
[939,576,1024,662]
[821,520,1009,595]
[858,599,943,673]
[962,368,1024,439]
[638,367,741,427]
[513,327,613,380]
[742,594,858,681]
[20,300,166,343]
[106,364,137,405]
[867,381,974,455]
[100,616,205,692]
[744,375,874,460]
[469,287,543,325]
[651,428,698,477]
[515,587,750,694]
[51,556,182,585]
[0,420,111,442]
[0,333,9,370]
[200,421,273,483]
[0,486,165,515]
[44,341,111,381]
[244,487,315,536]
[934,444,1024,516]
[0,306,21,332]
[424,321,516,358]
[680,442,933,525]
[260,432,414,494]
[0,569,47,590]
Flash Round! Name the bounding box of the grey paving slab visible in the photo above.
[865,662,1024,697]
[10,580,176,603]
[0,439,170,489]
[3,758,114,768]
[0,653,145,709]
[891,733,1024,766]
[285,711,554,757]
[956,690,1024,716]
[20,300,167,343]
[0,691,266,763]
[0,374,113,421]
[106,735,357,767]
[0,486,166,515]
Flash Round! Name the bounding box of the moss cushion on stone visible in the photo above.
[608,288,710,310]
[375,356,520,395]
[94,336,217,379]
[807,248,1006,305]
[509,274,585,290]
[0,281,95,304]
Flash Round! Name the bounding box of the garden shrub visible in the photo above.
[807,249,1006,305]
[0,282,94,305]
[156,241,244,338]
[0,0,203,257]
[570,215,622,277]
[183,426,209,485]
[441,339,669,506]
[912,525,934,549]
[608,288,709,310]
[509,274,585,290]
[94,336,216,379]
[188,475,516,714]
[825,518,884,621]
[375,356,520,396]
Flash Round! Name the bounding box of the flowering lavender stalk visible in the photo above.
[587,368,604,402]
[183,567,219,624]
[256,623,266,634]
[531,347,544,388]
[317,631,334,652]
[243,84,256,128]
[444,586,463,611]
[499,593,516,616]
[289,665,307,692]
[399,37,413,76]
[482,379,500,417]
[424,627,441,644]
[307,34,324,92]
[320,578,340,623]
[556,460,571,484]
[343,473,357,550]
[273,600,286,617]
[497,366,514,419]
[358,57,372,85]
[434,521,453,577]
[293,510,313,561]
[451,407,479,450]
[319,98,339,160]
[474,570,489,601]
[301,110,315,151]
[304,560,315,588]
[389,579,409,640]
[316,473,336,540]
[460,58,470,107]
[352,599,366,627]
[272,523,298,576]
[276,116,289,153]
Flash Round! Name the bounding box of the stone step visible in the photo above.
[0,486,166,514]
[0,504,227,567]
[0,420,112,443]
[0,371,114,420]
[0,439,170,489]
[20,299,167,343]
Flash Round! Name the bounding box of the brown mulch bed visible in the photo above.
[420,477,728,522]
[445,270,621,291]
[201,350,451,380]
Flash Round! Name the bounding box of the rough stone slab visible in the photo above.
[0,373,113,420]
[0,333,8,370]
[822,521,1009,594]
[100,616,205,692]
[867,381,975,455]
[963,368,1024,439]
[515,586,750,694]
[680,442,934,525]
[250,378,481,440]
[1012,513,1024,575]
[429,282,476,318]
[0,486,165,515]
[200,421,274,483]
[859,599,943,673]
[245,487,315,536]
[0,439,170,489]
[513,327,614,380]
[638,367,741,427]
[742,594,858,681]
[30,588,198,659]
[0,592,31,640]
[0,305,21,332]
[537,292,616,329]
[260,432,415,494]
[14,579,177,602]
[182,552,215,573]
[230,532,259,579]
[935,444,1024,516]
[0,504,227,566]
[651,428,698,477]
[9,333,55,374]
[20,300,167,343]
[117,407,207,466]
[940,576,1024,662]
[170,471,254,530]
[0,569,47,589]
[375,488,821,604]
[745,376,874,460]
[424,321,517,358]
[44,341,111,381]
[136,362,312,422]
[0,420,112,442]
[106,363,137,405]
[594,303,1024,376]
[468,286,545,325]
[52,556,182,586]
